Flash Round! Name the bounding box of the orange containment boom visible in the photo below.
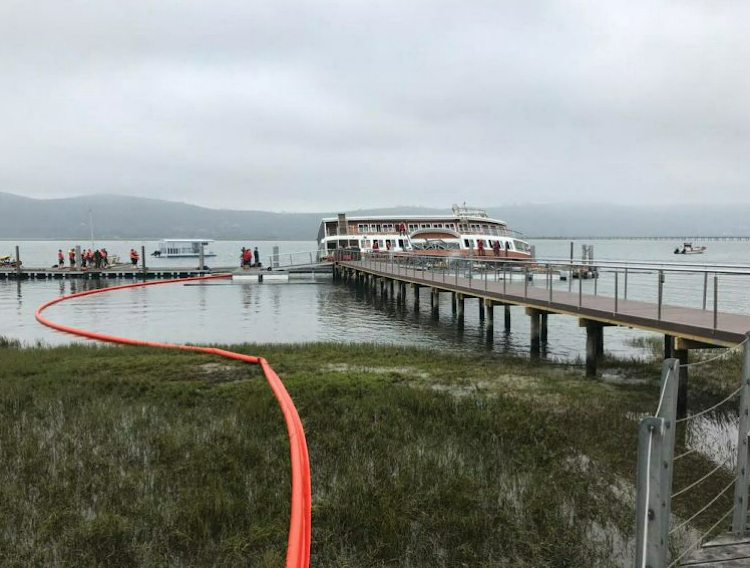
[34,274,311,568]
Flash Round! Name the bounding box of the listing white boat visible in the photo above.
[317,204,532,260]
[152,239,217,258]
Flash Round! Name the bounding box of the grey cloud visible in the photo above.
[1,0,749,211]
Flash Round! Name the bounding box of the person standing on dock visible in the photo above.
[68,249,76,268]
[101,249,108,267]
[129,249,139,266]
[58,249,64,268]
[253,247,260,267]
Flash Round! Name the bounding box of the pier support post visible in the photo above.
[479,297,485,321]
[664,334,674,360]
[504,305,511,331]
[485,300,494,330]
[413,284,419,305]
[541,312,548,343]
[584,320,603,377]
[457,293,464,321]
[451,292,457,313]
[528,308,541,356]
[15,245,21,277]
[141,245,147,279]
[389,279,394,296]
[675,348,689,420]
[431,288,439,318]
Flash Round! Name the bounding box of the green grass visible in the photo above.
[0,341,731,567]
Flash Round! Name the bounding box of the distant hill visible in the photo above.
[1,192,749,239]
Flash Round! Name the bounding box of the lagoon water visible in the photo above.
[5,238,750,360]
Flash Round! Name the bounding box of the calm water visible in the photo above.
[1,238,745,474]
[7,238,750,359]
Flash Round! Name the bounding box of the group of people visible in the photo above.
[240,247,260,268]
[475,239,511,256]
[58,248,109,269]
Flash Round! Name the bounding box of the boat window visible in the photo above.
[398,239,404,248]
[464,239,472,248]
[327,242,336,250]
[349,239,358,247]
[376,224,382,232]
[408,224,417,231]
[420,223,429,228]
[357,224,367,233]
[383,224,393,231]
[513,240,530,252]
[363,240,371,248]
[338,239,348,248]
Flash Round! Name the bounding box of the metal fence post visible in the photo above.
[634,358,679,568]
[703,271,708,310]
[714,275,718,330]
[624,267,628,300]
[578,267,582,309]
[658,270,664,321]
[503,263,507,295]
[524,265,528,299]
[548,263,552,305]
[614,271,618,314]
[732,334,750,536]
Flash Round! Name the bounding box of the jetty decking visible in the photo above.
[678,537,750,567]
[337,259,750,347]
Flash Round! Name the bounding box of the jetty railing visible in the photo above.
[342,251,750,321]
[267,250,332,270]
[634,335,750,567]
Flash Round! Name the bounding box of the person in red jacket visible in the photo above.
[58,249,64,268]
[477,239,485,256]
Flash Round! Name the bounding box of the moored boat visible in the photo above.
[317,205,532,260]
[153,239,217,258]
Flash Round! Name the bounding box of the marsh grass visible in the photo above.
[0,342,726,567]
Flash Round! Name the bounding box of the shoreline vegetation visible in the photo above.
[0,338,741,567]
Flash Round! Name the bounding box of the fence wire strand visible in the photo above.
[672,453,734,500]
[676,384,743,424]
[673,447,698,463]
[669,476,737,536]
[667,505,734,568]
[680,337,748,369]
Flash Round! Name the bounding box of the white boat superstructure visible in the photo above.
[155,239,217,258]
[317,204,532,260]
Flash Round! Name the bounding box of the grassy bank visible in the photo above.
[0,340,726,567]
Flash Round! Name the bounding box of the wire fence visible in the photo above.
[634,334,750,567]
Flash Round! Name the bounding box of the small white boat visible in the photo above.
[674,242,706,255]
[153,239,217,258]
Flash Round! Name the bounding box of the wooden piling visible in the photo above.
[529,308,540,355]
[541,312,548,343]
[504,305,511,331]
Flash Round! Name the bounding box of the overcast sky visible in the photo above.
[1,0,748,212]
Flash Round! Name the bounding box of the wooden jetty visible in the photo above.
[335,256,750,418]
[678,537,750,567]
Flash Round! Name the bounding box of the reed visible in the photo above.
[0,342,716,567]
